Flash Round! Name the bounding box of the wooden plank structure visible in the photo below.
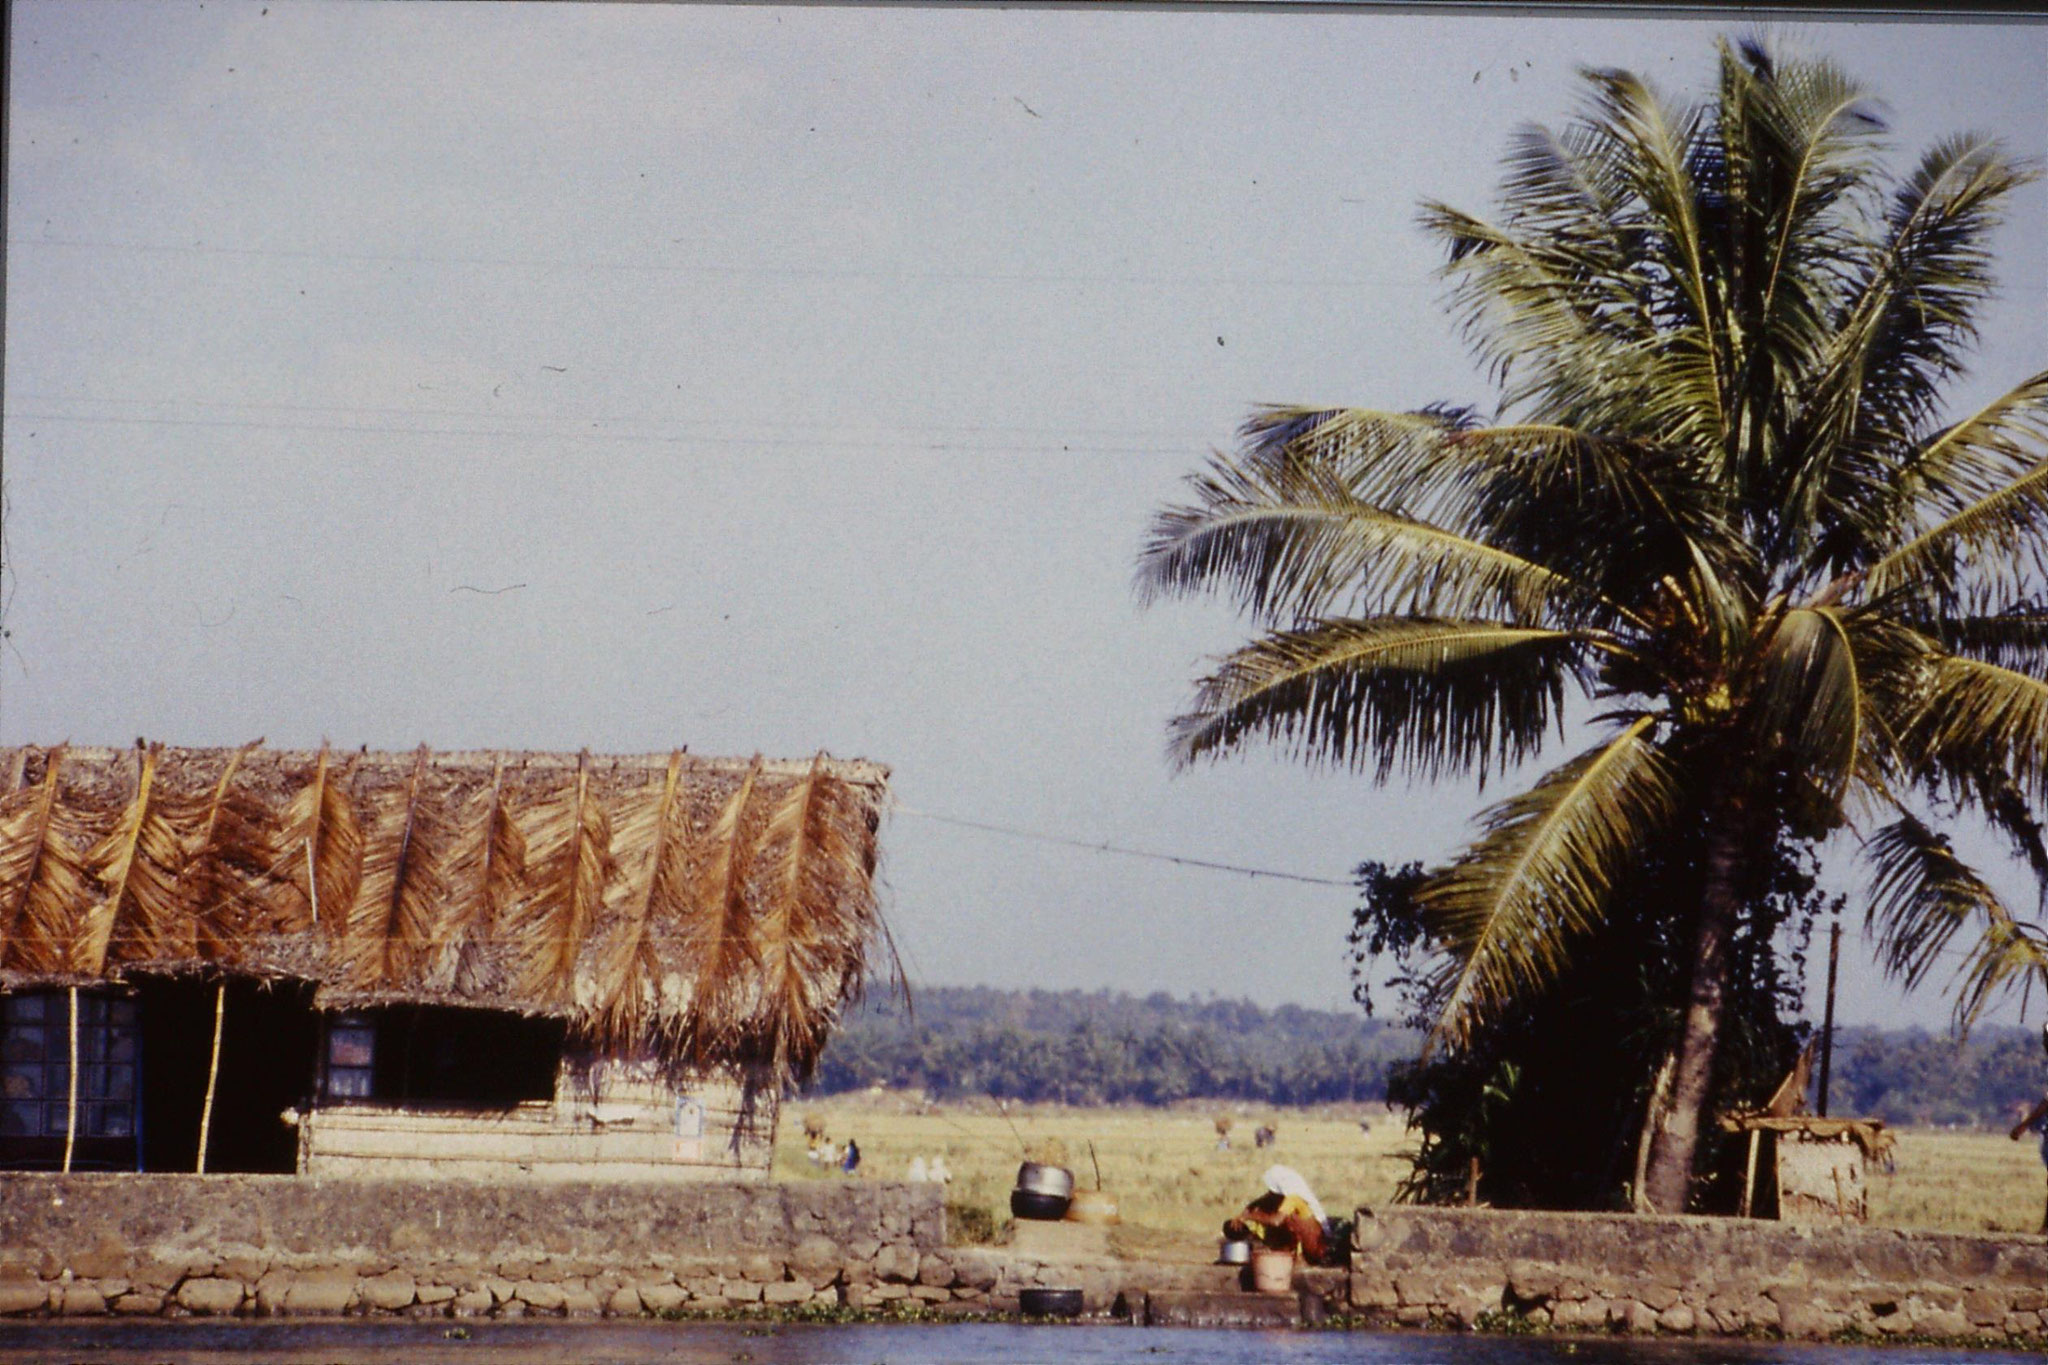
[1720,1041,1893,1223]
[0,742,890,1180]
[296,1070,771,1180]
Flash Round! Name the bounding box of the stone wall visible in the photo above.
[1349,1204,2048,1342]
[0,1173,943,1319]
[10,1175,2048,1340]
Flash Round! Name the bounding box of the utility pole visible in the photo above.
[1817,912,1842,1118]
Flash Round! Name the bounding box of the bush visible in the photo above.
[946,1200,999,1245]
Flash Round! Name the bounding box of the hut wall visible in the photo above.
[1774,1131,1867,1224]
[298,1068,774,1181]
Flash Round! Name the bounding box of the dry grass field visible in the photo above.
[1869,1127,2048,1235]
[777,1097,2048,1245]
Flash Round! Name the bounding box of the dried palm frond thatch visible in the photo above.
[277,742,363,942]
[666,757,763,1071]
[344,745,453,992]
[80,744,193,973]
[587,750,689,1049]
[751,754,890,1079]
[182,742,272,963]
[514,751,613,1008]
[0,742,890,1086]
[0,749,98,974]
[439,755,526,996]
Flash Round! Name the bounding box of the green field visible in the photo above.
[778,1098,2048,1246]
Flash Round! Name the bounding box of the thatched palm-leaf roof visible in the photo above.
[0,742,890,1085]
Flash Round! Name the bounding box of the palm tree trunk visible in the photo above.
[1641,791,1748,1213]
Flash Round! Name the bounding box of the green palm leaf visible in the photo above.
[1751,606,1864,799]
[1801,141,2038,572]
[1905,654,2048,805]
[1169,617,1595,783]
[1935,609,2048,674]
[1864,814,2048,1029]
[1418,716,1678,1048]
[1862,372,2048,602]
[1138,449,1602,628]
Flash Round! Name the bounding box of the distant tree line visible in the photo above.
[805,986,1415,1105]
[806,985,2048,1126]
[1827,1026,2048,1127]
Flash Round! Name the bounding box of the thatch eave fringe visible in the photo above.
[0,742,890,1087]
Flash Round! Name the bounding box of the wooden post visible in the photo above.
[1466,1156,1481,1206]
[197,984,226,1173]
[1739,1128,1761,1218]
[61,987,79,1174]
[1818,916,1842,1118]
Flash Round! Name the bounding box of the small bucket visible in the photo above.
[1249,1246,1294,1295]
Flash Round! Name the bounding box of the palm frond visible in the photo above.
[0,750,96,974]
[683,758,764,1067]
[1712,43,1884,533]
[512,752,613,1007]
[1975,770,2048,895]
[79,744,194,972]
[1234,405,1473,507]
[1864,813,2048,1029]
[1419,716,1678,1048]
[277,743,364,941]
[344,746,451,991]
[1903,654,2048,805]
[1751,607,1864,798]
[440,755,528,995]
[1803,141,2037,571]
[1171,616,1595,783]
[1138,445,1603,628]
[1423,199,1661,429]
[1585,67,1727,452]
[180,741,271,961]
[751,754,882,1082]
[586,751,688,1048]
[1932,608,2048,674]
[1446,424,1734,616]
[1418,102,1680,433]
[1952,914,2048,1034]
[1860,372,2048,603]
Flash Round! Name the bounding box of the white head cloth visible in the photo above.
[1261,1164,1326,1223]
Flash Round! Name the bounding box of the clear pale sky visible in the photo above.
[7,2,2047,1029]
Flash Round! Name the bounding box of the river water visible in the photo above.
[0,1322,2038,1365]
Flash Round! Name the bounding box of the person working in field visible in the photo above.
[1223,1165,1329,1263]
[2009,1027,2048,1232]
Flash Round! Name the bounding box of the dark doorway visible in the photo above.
[136,978,319,1173]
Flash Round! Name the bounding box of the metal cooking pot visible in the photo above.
[1010,1189,1071,1220]
[1015,1162,1075,1198]
[1218,1237,1253,1266]
[1018,1287,1084,1317]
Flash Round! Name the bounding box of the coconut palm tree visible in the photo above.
[1138,39,2048,1213]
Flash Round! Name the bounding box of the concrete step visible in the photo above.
[1007,1219,1113,1260]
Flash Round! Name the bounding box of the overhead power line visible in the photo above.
[1,410,1193,457]
[16,235,1426,292]
[13,391,1220,445]
[892,805,1355,887]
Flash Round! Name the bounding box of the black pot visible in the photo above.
[1015,1162,1075,1198]
[1019,1287,1084,1317]
[1010,1188,1072,1220]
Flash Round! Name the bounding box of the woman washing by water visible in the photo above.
[1222,1165,1330,1264]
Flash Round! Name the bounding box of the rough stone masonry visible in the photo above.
[5,1175,2048,1340]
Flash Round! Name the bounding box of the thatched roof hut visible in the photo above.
[0,741,891,1089]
